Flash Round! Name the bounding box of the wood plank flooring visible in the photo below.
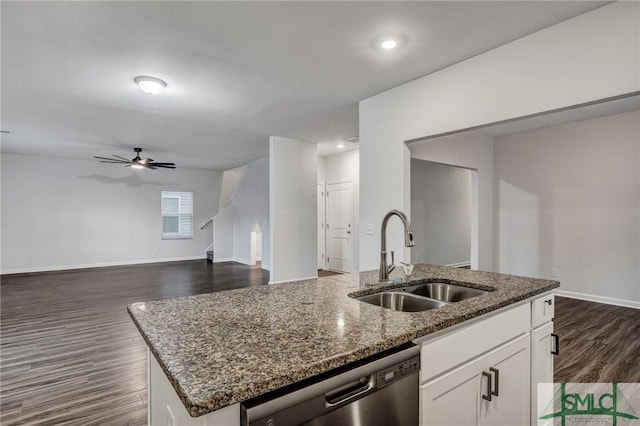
[2,264,638,424]
[554,296,640,383]
[317,269,342,277]
[1,261,268,425]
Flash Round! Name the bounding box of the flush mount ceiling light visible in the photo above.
[380,39,398,50]
[375,35,406,52]
[134,76,166,95]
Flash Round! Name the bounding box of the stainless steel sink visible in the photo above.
[355,291,449,312]
[397,282,488,302]
[354,282,488,312]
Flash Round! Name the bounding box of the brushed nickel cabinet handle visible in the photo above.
[489,367,499,396]
[551,333,560,355]
[482,371,492,401]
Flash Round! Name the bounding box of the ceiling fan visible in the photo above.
[95,147,176,170]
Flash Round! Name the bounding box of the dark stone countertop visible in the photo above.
[128,264,559,417]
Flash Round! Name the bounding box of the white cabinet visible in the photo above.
[420,334,530,426]
[148,349,240,426]
[530,294,557,426]
[531,322,555,425]
[532,294,554,328]
[419,293,556,426]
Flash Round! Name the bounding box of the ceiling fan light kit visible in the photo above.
[94,147,176,170]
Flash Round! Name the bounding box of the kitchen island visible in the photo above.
[128,264,559,425]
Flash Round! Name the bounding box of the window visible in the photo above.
[161,191,193,239]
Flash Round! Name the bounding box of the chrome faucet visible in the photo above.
[379,210,415,282]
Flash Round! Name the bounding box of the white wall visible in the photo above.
[218,165,247,210]
[212,206,234,261]
[317,156,326,184]
[359,2,639,272]
[1,153,222,273]
[270,136,317,283]
[229,157,270,268]
[494,111,640,306]
[410,159,471,267]
[409,132,494,270]
[323,149,360,272]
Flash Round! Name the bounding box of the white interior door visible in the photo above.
[326,180,353,272]
[317,183,325,269]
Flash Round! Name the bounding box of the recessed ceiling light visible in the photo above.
[337,144,345,149]
[134,76,166,95]
[381,39,397,50]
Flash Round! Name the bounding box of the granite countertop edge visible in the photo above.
[127,265,559,417]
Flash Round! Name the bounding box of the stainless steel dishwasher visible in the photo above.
[241,344,420,426]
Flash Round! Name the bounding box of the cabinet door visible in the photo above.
[480,335,530,426]
[421,360,483,426]
[531,322,554,425]
[421,335,530,426]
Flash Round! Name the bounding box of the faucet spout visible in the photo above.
[379,210,415,282]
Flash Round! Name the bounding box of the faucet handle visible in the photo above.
[387,251,396,275]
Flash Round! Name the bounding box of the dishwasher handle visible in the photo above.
[324,375,375,406]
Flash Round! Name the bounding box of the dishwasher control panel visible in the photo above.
[375,355,419,389]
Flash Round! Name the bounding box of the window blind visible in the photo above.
[161,191,193,239]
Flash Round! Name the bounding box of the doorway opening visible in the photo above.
[250,222,262,266]
[410,158,477,269]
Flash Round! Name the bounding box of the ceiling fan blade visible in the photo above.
[153,164,176,169]
[98,160,129,164]
[148,162,175,166]
[95,156,127,162]
[112,154,131,161]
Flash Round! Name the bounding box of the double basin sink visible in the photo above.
[353,282,489,312]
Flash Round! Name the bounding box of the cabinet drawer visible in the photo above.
[420,303,530,382]
[531,294,554,327]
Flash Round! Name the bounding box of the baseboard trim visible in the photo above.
[1,256,206,275]
[269,275,317,285]
[553,289,640,310]
[446,261,472,268]
[212,257,235,263]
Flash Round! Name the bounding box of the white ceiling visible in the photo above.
[1,1,609,171]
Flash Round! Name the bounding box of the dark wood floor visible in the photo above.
[317,269,342,277]
[1,260,268,426]
[554,296,640,383]
[2,264,638,424]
